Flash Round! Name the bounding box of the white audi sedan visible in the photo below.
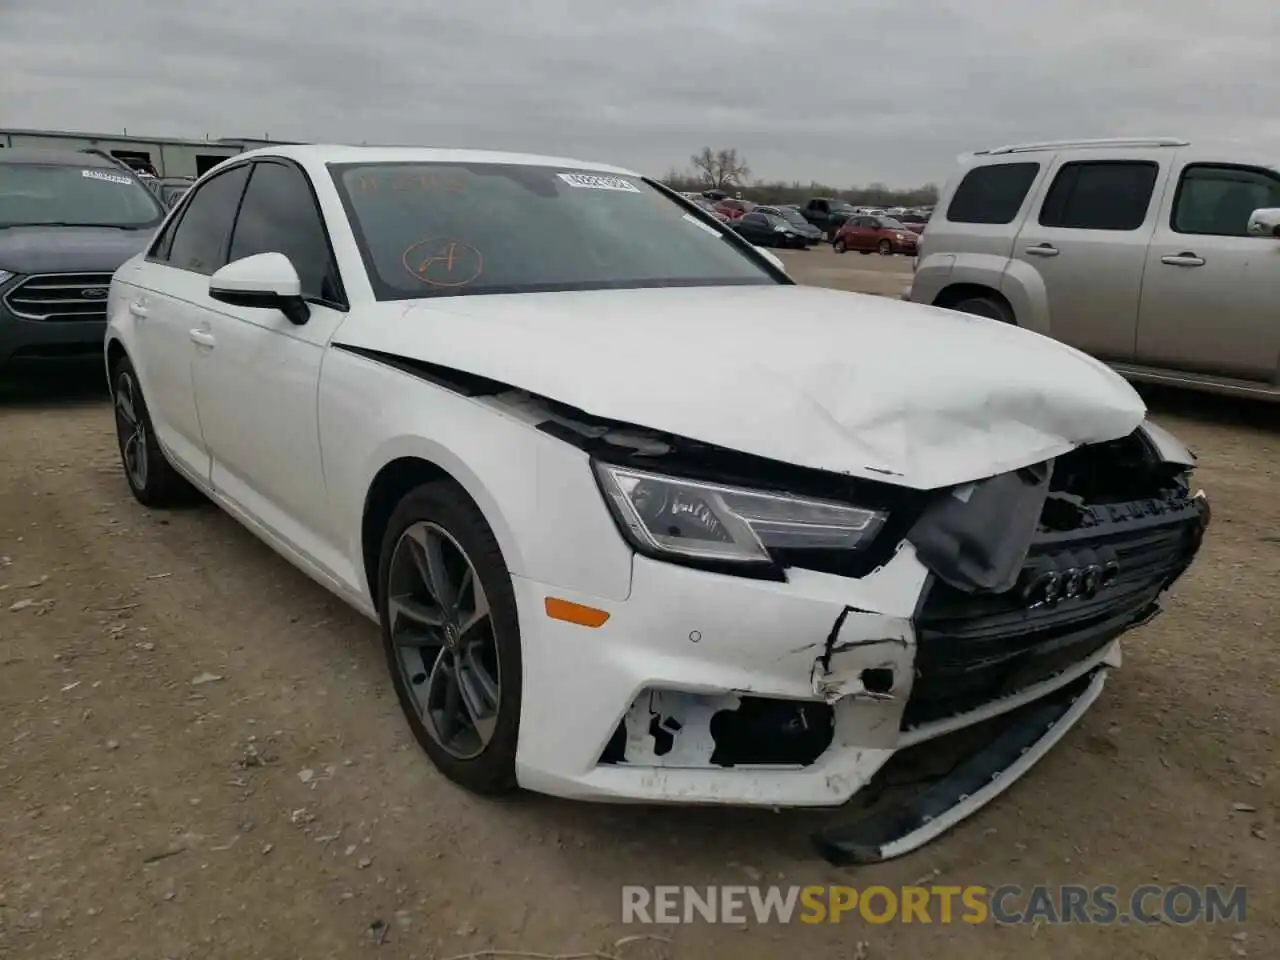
[104,146,1209,863]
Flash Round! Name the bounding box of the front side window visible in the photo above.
[946,162,1040,225]
[0,162,165,228]
[1173,164,1280,237]
[164,164,251,275]
[1038,160,1159,231]
[229,161,340,303]
[330,163,780,300]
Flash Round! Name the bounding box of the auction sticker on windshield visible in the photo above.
[557,172,640,193]
[82,170,135,186]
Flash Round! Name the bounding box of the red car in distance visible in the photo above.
[714,198,754,220]
[833,215,920,256]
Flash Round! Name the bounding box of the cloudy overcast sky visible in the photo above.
[1,0,1276,187]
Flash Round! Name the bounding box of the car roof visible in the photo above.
[235,143,643,178]
[0,148,120,168]
[964,137,1276,170]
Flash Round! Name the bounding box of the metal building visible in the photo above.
[0,128,305,178]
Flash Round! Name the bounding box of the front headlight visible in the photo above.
[593,462,886,567]
[0,270,14,286]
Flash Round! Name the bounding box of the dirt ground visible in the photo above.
[0,247,1275,959]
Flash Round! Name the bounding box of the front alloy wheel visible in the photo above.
[378,481,521,795]
[387,521,500,760]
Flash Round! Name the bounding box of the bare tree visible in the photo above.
[690,147,751,189]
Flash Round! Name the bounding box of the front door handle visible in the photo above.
[189,329,216,348]
[129,302,148,318]
[1161,253,1205,267]
[1025,243,1059,257]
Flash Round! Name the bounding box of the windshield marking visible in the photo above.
[401,238,485,288]
[556,172,640,193]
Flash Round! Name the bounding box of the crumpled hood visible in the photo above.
[336,285,1146,490]
[0,226,154,275]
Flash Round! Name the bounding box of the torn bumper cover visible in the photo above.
[509,431,1209,861]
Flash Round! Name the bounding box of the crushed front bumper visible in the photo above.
[511,481,1207,856]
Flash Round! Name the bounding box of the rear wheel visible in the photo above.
[378,481,522,795]
[950,296,1015,324]
[111,357,197,506]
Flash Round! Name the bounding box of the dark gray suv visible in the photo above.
[0,149,165,367]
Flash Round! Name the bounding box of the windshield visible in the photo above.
[331,162,779,299]
[0,163,165,228]
[830,202,855,214]
[880,217,907,229]
[778,208,809,226]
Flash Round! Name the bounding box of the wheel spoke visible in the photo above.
[455,648,499,745]
[456,569,490,641]
[409,527,458,612]
[116,384,137,424]
[389,594,447,633]
[426,650,461,746]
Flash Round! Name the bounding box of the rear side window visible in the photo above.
[163,164,251,274]
[1172,164,1280,237]
[945,162,1040,224]
[1038,160,1158,231]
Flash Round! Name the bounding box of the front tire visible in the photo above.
[878,239,893,256]
[378,481,522,796]
[833,238,846,253]
[110,357,196,506]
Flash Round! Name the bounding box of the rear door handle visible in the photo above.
[129,302,148,318]
[1161,253,1205,267]
[1025,243,1059,257]
[189,329,216,348]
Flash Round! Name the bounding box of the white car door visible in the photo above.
[125,162,253,481]
[189,159,351,576]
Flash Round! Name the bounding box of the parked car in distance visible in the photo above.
[105,144,1208,865]
[754,205,824,245]
[896,211,930,234]
[909,136,1280,401]
[0,148,166,369]
[714,197,753,220]
[685,194,732,224]
[833,215,920,255]
[800,197,857,240]
[729,210,812,248]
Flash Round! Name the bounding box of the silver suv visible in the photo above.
[908,137,1280,401]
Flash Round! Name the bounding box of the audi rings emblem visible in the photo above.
[1018,548,1120,609]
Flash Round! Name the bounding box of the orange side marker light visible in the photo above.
[544,597,610,628]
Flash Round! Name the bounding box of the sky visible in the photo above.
[1,0,1276,189]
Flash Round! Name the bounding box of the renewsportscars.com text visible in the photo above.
[622,884,1247,926]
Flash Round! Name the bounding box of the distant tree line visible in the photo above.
[665,146,939,208]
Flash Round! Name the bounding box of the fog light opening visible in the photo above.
[861,667,896,695]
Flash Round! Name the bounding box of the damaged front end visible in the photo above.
[497,388,1208,860]
[815,429,1209,863]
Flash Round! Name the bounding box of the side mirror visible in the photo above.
[754,246,787,274]
[209,253,310,326]
[1246,208,1280,238]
